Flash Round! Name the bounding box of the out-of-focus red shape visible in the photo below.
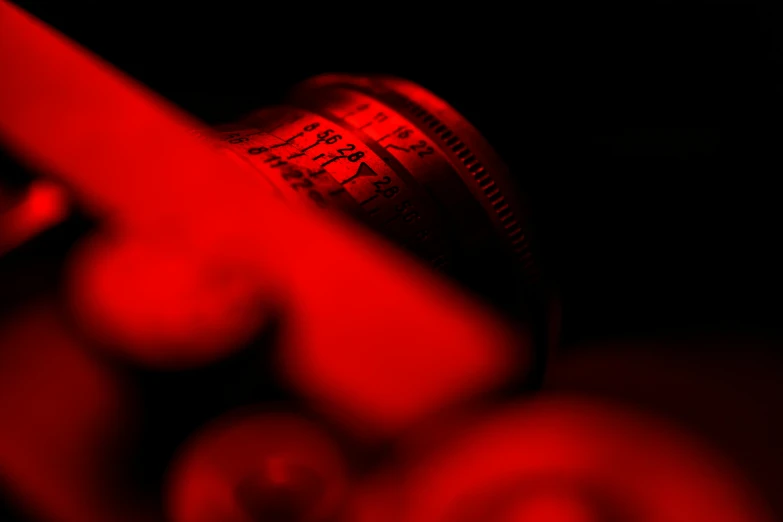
[0,0,522,437]
[498,491,598,522]
[0,180,68,255]
[166,412,347,522]
[346,396,776,522]
[68,232,273,367]
[0,302,153,522]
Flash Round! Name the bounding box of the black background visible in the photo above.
[9,1,783,346]
[4,1,783,519]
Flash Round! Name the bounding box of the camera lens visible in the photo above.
[215,74,543,319]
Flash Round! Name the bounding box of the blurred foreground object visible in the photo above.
[0,180,68,256]
[167,412,347,522]
[345,396,776,522]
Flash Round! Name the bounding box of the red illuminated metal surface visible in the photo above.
[0,2,775,521]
